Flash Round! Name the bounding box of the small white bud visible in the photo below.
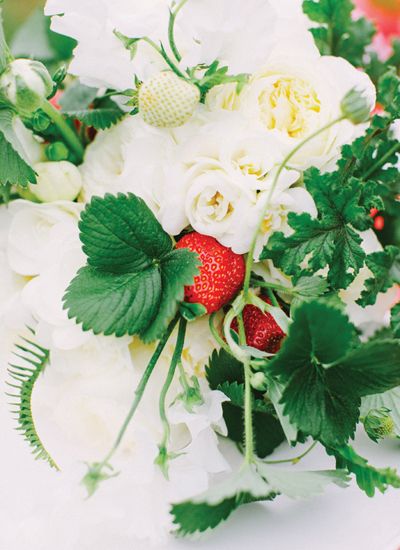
[30,161,82,202]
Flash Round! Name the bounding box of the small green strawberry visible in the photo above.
[138,71,200,128]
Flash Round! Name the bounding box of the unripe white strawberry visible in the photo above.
[138,71,200,128]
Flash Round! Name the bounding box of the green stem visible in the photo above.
[263,441,318,465]
[251,278,293,295]
[266,288,279,308]
[209,312,236,357]
[41,100,84,163]
[158,318,187,453]
[101,315,179,467]
[141,37,188,80]
[168,0,189,63]
[243,115,346,297]
[237,312,255,465]
[363,141,400,180]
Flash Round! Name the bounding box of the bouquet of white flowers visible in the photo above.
[1,0,400,544]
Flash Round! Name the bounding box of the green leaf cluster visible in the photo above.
[302,0,375,66]
[266,300,400,447]
[59,81,124,130]
[261,170,376,290]
[64,193,200,343]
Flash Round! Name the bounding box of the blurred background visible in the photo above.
[3,0,44,39]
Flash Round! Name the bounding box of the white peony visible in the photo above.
[30,161,83,203]
[207,45,376,170]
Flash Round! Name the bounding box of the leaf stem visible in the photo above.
[362,141,400,180]
[101,315,180,467]
[209,312,235,357]
[263,441,318,465]
[251,278,293,294]
[168,0,189,63]
[141,37,188,80]
[41,100,85,163]
[242,115,346,298]
[157,317,187,474]
[237,312,255,465]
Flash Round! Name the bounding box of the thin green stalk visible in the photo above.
[251,278,293,294]
[363,141,400,180]
[266,288,279,308]
[168,0,189,63]
[157,318,187,471]
[41,100,84,163]
[243,115,346,297]
[263,441,318,465]
[237,312,255,465]
[141,37,188,80]
[209,312,236,357]
[101,315,179,467]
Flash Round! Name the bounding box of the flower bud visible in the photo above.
[30,161,83,202]
[363,407,395,443]
[251,372,268,391]
[0,59,53,117]
[341,88,371,124]
[46,141,70,161]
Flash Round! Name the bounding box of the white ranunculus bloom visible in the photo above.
[208,47,376,170]
[30,161,83,202]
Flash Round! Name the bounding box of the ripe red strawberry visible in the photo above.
[231,296,285,354]
[176,233,245,314]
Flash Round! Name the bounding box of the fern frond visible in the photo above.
[6,331,60,471]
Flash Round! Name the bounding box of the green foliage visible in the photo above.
[10,8,76,65]
[7,332,59,470]
[59,81,124,130]
[0,108,36,187]
[0,4,11,74]
[357,246,400,306]
[391,304,400,338]
[192,60,249,102]
[302,0,375,66]
[64,193,200,342]
[267,300,400,447]
[206,349,285,457]
[172,462,348,535]
[329,445,400,497]
[262,171,375,290]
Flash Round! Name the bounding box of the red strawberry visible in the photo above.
[231,296,285,354]
[176,233,245,314]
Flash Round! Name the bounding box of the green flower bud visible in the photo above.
[363,407,395,443]
[46,141,69,162]
[251,372,267,391]
[31,110,51,132]
[341,88,371,124]
[0,59,54,117]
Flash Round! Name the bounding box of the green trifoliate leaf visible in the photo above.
[262,173,370,290]
[267,300,400,447]
[302,0,375,67]
[64,194,199,342]
[0,109,36,187]
[328,445,400,497]
[171,466,275,536]
[357,246,400,307]
[362,407,395,443]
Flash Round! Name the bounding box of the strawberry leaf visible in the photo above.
[267,301,400,447]
[64,194,199,342]
[328,445,400,497]
[357,246,400,307]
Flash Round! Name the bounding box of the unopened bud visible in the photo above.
[341,88,371,124]
[30,161,83,202]
[0,59,53,117]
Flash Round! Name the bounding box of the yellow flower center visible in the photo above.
[259,77,321,138]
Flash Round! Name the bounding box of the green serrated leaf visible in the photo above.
[171,466,275,536]
[7,332,59,470]
[357,246,400,307]
[59,81,98,112]
[64,194,199,342]
[391,304,400,338]
[262,173,368,290]
[62,96,124,130]
[268,301,400,447]
[0,109,36,187]
[329,445,400,497]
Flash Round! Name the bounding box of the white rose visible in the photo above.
[30,161,83,203]
[7,200,82,277]
[208,46,376,170]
